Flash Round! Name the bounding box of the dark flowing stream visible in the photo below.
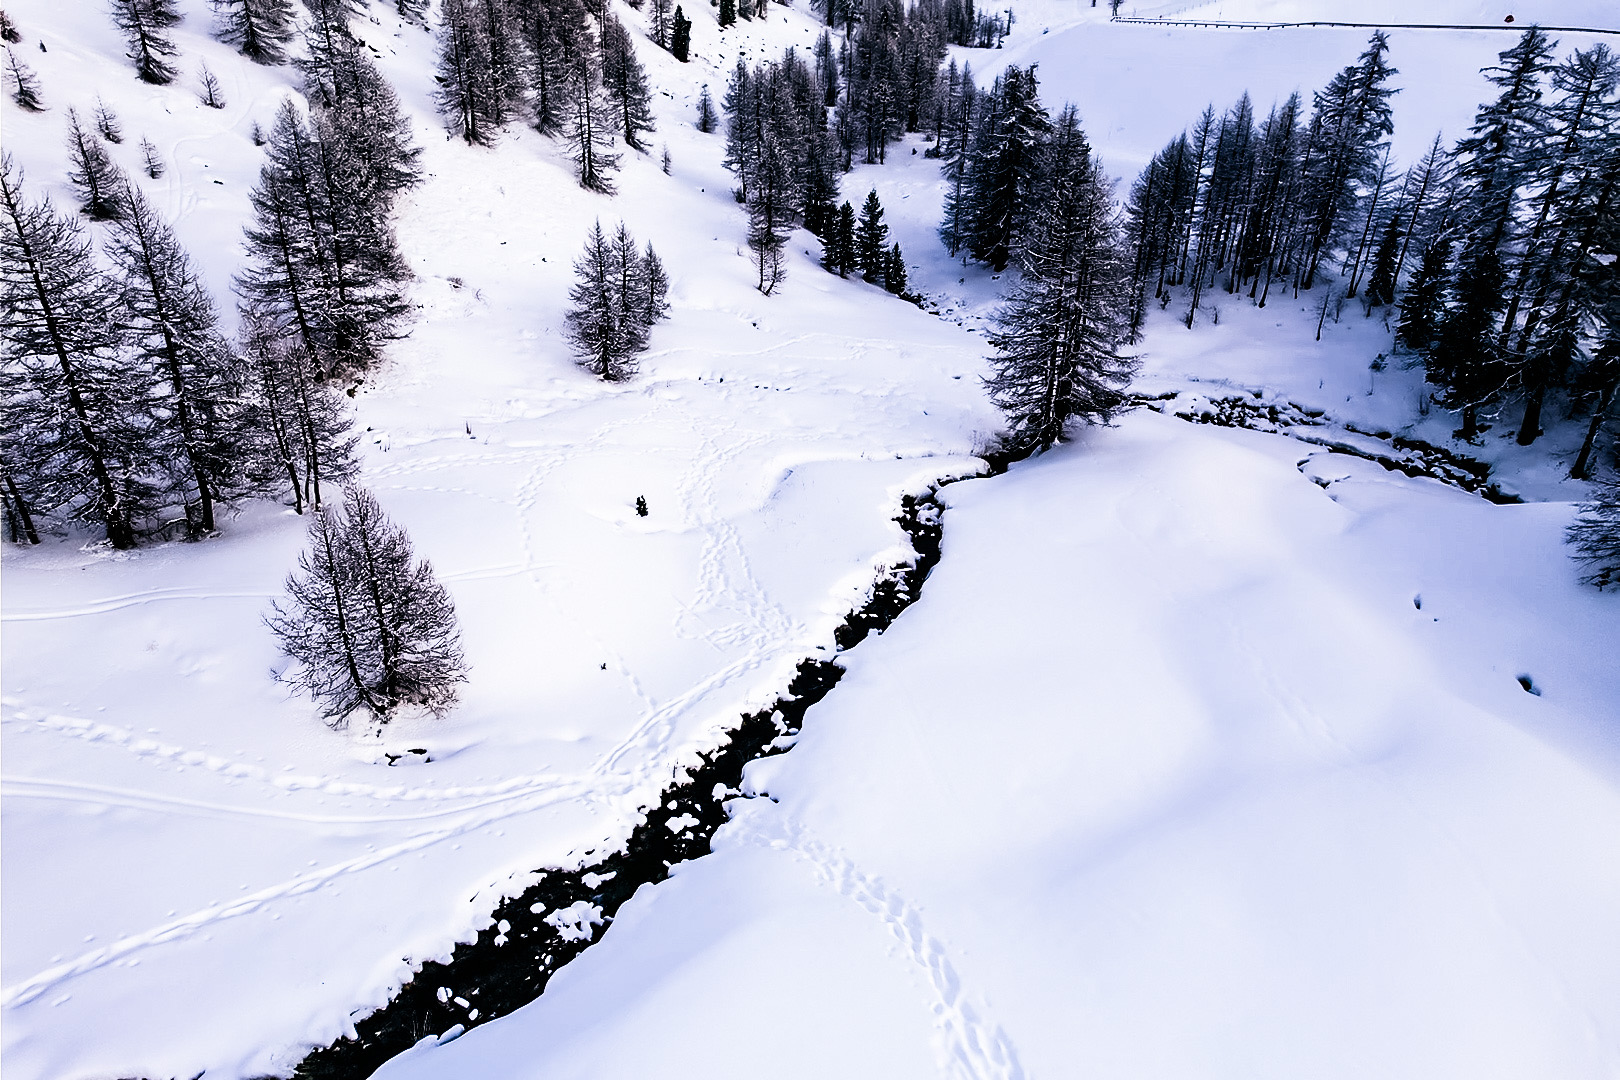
[1135,389,1524,503]
[290,477,983,1079]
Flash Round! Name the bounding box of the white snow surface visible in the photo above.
[377,410,1620,1080]
[2,0,1617,1077]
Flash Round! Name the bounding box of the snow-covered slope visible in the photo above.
[375,409,1620,1080]
[3,0,1616,1077]
[2,3,997,1077]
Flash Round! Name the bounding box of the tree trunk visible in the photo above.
[1516,382,1544,445]
[1570,387,1613,480]
[3,470,40,544]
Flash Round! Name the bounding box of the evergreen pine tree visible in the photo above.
[641,241,671,328]
[670,5,690,62]
[1393,132,1453,281]
[800,132,840,238]
[696,83,717,132]
[984,109,1136,454]
[2,449,41,544]
[1452,27,1555,258]
[110,0,181,85]
[0,11,19,44]
[720,59,756,200]
[1364,214,1402,307]
[239,312,359,514]
[1398,240,1448,353]
[479,0,528,127]
[747,134,794,295]
[563,223,668,378]
[884,241,907,295]
[600,15,655,151]
[854,187,888,282]
[266,485,466,726]
[140,137,165,178]
[961,65,1050,272]
[197,60,227,108]
[814,27,839,106]
[1501,43,1620,445]
[564,37,621,192]
[719,0,735,29]
[566,221,636,379]
[822,200,855,277]
[212,0,296,64]
[1434,27,1557,441]
[4,47,43,111]
[435,0,501,145]
[650,0,672,49]
[236,98,408,377]
[1295,31,1398,289]
[1571,331,1618,480]
[105,183,253,536]
[299,22,421,200]
[936,60,978,256]
[65,108,127,221]
[1566,479,1620,589]
[0,156,153,548]
[1430,243,1507,440]
[608,221,652,353]
[512,0,590,136]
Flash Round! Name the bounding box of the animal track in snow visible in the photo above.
[730,807,1026,1080]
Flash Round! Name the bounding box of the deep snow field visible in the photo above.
[2,0,1617,1078]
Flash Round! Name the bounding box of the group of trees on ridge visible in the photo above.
[434,0,1017,295]
[907,35,1616,582]
[432,0,658,192]
[1119,28,1618,471]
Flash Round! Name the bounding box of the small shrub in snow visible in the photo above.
[93,98,122,142]
[139,136,164,178]
[197,61,226,108]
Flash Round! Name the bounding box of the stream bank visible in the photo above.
[292,478,977,1079]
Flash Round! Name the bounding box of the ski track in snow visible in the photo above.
[0,769,600,1010]
[731,807,1026,1080]
[1,586,279,621]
